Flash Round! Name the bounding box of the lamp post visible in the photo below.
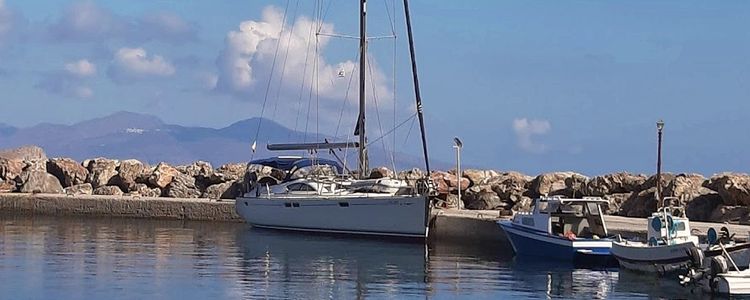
[453,137,463,209]
[656,120,664,208]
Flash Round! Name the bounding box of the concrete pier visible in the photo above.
[0,193,242,222]
[2,194,748,244]
[429,208,750,243]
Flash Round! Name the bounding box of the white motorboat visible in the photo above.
[680,229,750,295]
[497,196,616,266]
[236,0,435,239]
[611,203,750,274]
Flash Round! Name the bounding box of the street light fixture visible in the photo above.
[656,120,664,208]
[453,137,463,210]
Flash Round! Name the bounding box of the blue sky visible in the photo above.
[0,0,748,176]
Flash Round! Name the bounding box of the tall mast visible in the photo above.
[357,0,368,178]
[403,0,431,174]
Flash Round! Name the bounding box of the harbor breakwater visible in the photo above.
[1,145,749,225]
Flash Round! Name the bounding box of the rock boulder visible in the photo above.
[0,179,15,192]
[528,172,588,198]
[0,145,47,161]
[47,158,88,187]
[86,158,119,188]
[213,163,247,183]
[17,170,63,194]
[148,162,179,189]
[203,181,241,199]
[128,183,161,197]
[164,173,201,198]
[430,170,469,194]
[686,193,723,222]
[369,167,394,179]
[704,173,750,206]
[0,158,24,181]
[462,169,500,186]
[111,159,144,192]
[585,172,647,196]
[93,186,124,196]
[64,183,93,195]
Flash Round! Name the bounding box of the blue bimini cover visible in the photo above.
[249,157,343,174]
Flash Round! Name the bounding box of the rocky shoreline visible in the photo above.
[1,146,749,224]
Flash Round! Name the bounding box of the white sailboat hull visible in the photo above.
[235,195,430,239]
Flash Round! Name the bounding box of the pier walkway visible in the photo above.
[1,193,748,245]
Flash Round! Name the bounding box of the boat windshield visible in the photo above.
[548,201,607,238]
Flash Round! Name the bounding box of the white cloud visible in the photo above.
[139,12,197,44]
[49,1,124,42]
[108,47,175,83]
[215,6,391,115]
[65,59,96,77]
[35,72,94,99]
[512,118,551,153]
[0,0,14,40]
[73,86,93,98]
[48,2,197,44]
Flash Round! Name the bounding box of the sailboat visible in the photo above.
[235,0,434,239]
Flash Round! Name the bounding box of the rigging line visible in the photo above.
[304,0,322,143]
[366,113,416,148]
[315,0,322,143]
[320,0,334,26]
[391,0,398,174]
[251,0,291,159]
[383,0,397,36]
[402,111,417,146]
[271,0,301,121]
[366,53,391,169]
[316,25,321,143]
[291,2,318,141]
[333,51,359,140]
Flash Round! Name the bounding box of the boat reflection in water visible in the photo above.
[234,229,428,299]
[507,259,619,299]
[616,268,703,299]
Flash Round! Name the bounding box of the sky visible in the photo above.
[0,0,749,176]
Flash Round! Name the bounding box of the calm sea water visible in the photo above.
[0,214,718,299]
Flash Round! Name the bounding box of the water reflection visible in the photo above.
[0,214,691,299]
[233,230,428,299]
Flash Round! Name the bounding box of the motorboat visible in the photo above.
[611,202,750,274]
[497,196,615,265]
[680,228,750,295]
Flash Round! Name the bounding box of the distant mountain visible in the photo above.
[0,111,438,170]
[0,123,16,137]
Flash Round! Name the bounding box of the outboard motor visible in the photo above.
[679,247,707,287]
[710,256,729,278]
[688,247,705,269]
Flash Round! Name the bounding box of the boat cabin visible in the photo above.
[512,196,609,239]
[646,205,698,246]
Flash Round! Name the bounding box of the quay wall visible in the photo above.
[0,193,242,222]
[2,193,749,244]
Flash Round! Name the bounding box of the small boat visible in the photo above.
[497,196,615,265]
[611,202,750,274]
[680,229,750,295]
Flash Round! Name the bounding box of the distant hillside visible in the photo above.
[0,123,16,137]
[0,111,439,170]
